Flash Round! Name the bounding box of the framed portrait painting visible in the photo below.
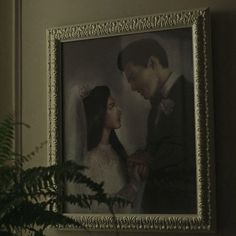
[47,8,215,232]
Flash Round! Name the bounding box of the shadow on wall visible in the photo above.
[211,11,236,234]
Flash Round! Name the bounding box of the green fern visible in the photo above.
[0,116,129,236]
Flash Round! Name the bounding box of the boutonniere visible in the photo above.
[159,98,175,115]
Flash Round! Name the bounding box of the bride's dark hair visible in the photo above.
[83,86,128,163]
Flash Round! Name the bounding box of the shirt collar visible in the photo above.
[150,72,180,106]
[161,72,180,98]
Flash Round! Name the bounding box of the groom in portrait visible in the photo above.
[117,38,197,213]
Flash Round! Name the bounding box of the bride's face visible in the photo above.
[104,96,122,129]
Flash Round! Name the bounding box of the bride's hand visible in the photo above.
[128,150,149,181]
[133,165,141,182]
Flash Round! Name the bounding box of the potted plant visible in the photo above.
[0,116,127,236]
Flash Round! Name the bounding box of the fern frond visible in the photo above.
[0,201,84,233]
[55,161,104,193]
[0,116,123,235]
[0,124,14,165]
[20,161,104,198]
[0,230,15,236]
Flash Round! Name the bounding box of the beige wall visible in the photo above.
[1,0,236,235]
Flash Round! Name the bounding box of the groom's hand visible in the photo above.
[128,150,150,180]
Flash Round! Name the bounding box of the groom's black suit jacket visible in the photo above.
[142,75,197,214]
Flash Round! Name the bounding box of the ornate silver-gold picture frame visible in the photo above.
[47,8,215,232]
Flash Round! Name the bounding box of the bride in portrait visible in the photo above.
[81,85,141,213]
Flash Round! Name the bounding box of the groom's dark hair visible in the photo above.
[117,38,169,71]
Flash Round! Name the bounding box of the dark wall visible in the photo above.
[211,11,236,234]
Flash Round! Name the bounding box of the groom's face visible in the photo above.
[123,62,158,100]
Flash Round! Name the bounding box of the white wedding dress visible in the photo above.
[83,143,133,213]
